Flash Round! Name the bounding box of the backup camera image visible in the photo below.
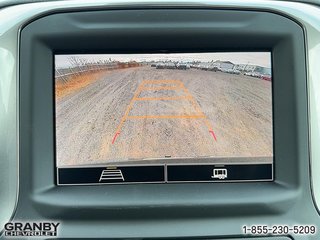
[55,53,273,171]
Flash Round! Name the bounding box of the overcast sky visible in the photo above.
[55,52,271,69]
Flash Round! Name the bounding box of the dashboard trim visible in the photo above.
[0,0,319,238]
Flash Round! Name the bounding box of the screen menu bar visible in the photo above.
[57,164,273,185]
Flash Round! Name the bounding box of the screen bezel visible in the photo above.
[19,8,308,223]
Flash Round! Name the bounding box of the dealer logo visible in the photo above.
[4,222,60,238]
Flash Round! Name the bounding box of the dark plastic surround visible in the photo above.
[17,8,317,239]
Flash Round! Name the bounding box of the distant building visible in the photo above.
[254,66,272,75]
[212,60,234,70]
[234,64,271,75]
[233,64,245,71]
[234,64,256,72]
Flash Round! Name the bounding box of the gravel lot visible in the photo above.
[56,66,273,166]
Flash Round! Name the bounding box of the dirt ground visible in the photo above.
[55,71,109,99]
[55,66,273,166]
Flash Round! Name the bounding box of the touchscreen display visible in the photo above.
[55,52,273,184]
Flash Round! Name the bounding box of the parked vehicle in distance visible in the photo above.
[225,69,234,74]
[166,62,176,69]
[244,71,262,78]
[208,66,219,72]
[251,72,262,78]
[176,63,190,70]
[232,69,241,75]
[156,63,165,69]
[261,74,272,81]
[199,64,210,71]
